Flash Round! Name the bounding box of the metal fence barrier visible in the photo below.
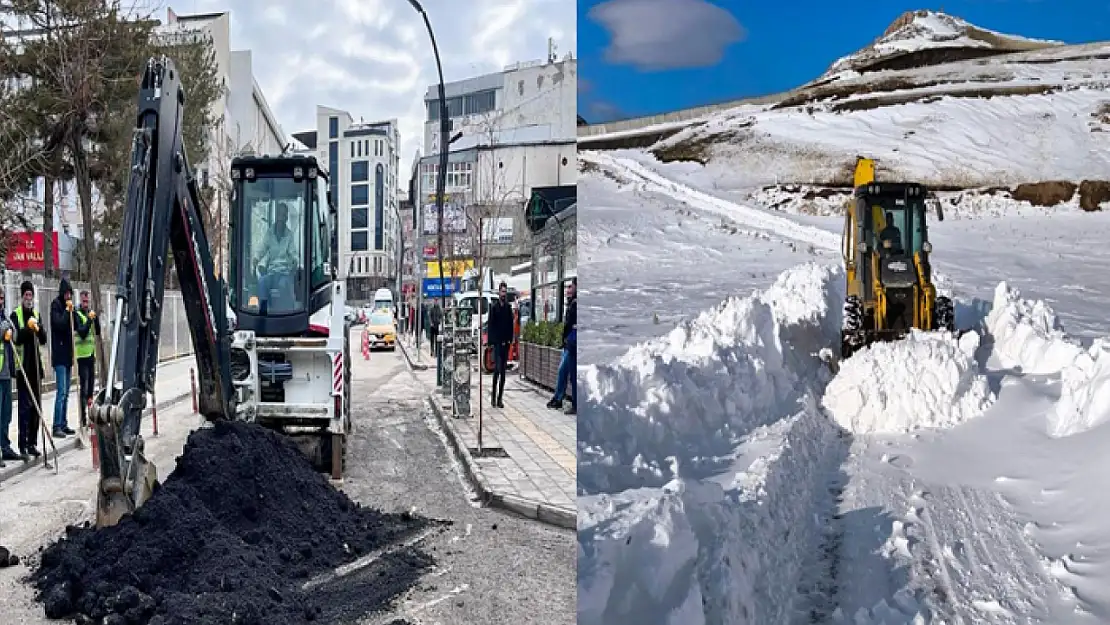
[1,272,195,386]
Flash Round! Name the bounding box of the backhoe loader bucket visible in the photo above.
[96,441,158,528]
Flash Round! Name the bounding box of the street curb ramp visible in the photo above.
[0,389,193,483]
[423,395,576,531]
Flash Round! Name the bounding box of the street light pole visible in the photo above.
[408,0,451,328]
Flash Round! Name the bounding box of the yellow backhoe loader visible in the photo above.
[840,157,954,358]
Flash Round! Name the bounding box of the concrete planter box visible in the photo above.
[520,341,561,390]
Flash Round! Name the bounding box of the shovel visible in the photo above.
[10,334,58,473]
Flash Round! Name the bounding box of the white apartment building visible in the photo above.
[158,8,287,276]
[413,48,577,280]
[412,50,577,284]
[292,107,401,303]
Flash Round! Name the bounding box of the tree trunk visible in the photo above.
[43,175,54,279]
[70,138,109,387]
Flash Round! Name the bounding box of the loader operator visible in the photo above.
[878,211,904,255]
[253,201,298,313]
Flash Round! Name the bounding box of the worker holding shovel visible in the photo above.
[73,290,99,435]
[11,281,47,459]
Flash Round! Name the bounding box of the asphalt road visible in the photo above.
[346,347,576,625]
[0,343,574,624]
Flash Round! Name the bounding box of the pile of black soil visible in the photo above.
[30,421,445,625]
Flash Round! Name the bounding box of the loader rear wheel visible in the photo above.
[935,296,955,333]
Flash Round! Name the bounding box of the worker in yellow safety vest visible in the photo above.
[73,290,100,430]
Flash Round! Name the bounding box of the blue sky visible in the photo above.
[578,0,1110,122]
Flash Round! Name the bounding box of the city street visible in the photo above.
[0,336,575,624]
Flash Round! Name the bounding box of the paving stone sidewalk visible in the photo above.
[397,336,576,529]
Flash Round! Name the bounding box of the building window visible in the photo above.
[352,207,368,229]
[352,231,368,251]
[446,162,473,190]
[374,164,384,251]
[329,116,338,139]
[464,90,496,115]
[351,184,369,206]
[350,142,355,158]
[420,163,437,194]
[351,161,368,182]
[364,140,369,155]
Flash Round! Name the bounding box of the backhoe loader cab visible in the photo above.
[841,178,954,358]
[227,154,352,479]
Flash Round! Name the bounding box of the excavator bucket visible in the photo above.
[95,445,158,528]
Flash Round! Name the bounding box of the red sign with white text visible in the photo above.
[6,232,61,271]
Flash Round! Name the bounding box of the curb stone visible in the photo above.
[423,395,576,531]
[395,336,429,371]
[0,389,193,483]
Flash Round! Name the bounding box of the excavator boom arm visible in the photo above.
[93,56,234,527]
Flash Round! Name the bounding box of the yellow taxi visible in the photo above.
[365,309,397,350]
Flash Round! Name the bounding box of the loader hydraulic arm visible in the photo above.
[92,56,235,527]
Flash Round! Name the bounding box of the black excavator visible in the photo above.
[92,56,352,528]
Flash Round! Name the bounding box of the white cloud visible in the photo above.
[178,0,576,188]
[589,0,743,71]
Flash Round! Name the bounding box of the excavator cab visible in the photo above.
[840,158,954,358]
[228,155,334,337]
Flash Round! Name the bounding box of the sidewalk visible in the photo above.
[397,335,576,529]
[0,356,197,482]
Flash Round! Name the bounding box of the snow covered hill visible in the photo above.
[595,10,1110,216]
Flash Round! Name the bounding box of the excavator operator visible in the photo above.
[878,210,904,255]
[253,201,298,313]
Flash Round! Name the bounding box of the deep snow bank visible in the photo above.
[577,263,847,625]
[578,262,844,494]
[986,281,1083,375]
[1055,340,1110,437]
[578,401,843,625]
[823,330,994,434]
[986,282,1110,437]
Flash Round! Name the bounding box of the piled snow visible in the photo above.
[822,330,995,434]
[985,281,1110,437]
[986,281,1083,375]
[577,263,846,625]
[1055,340,1110,437]
[578,403,842,625]
[578,262,843,493]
